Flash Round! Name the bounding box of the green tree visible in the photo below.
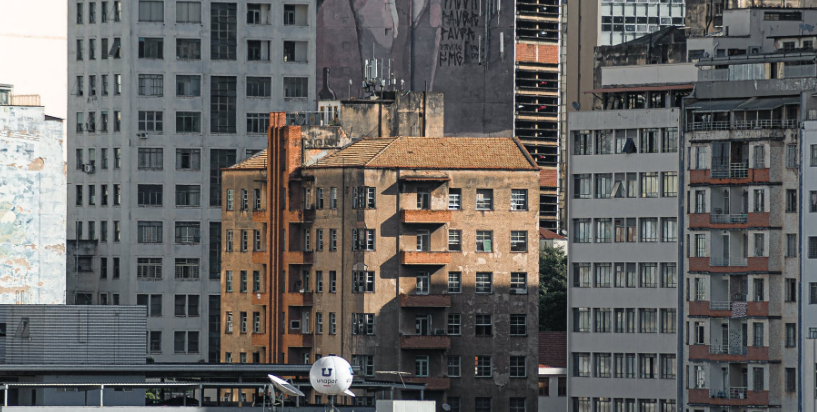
[539,244,567,331]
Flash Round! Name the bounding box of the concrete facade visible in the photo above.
[567,108,681,411]
[221,117,541,412]
[0,101,66,304]
[66,0,315,362]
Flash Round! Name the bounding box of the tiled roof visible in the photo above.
[227,150,267,170]
[539,331,567,368]
[539,168,557,187]
[539,228,566,240]
[311,137,538,170]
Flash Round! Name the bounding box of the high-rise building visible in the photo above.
[220,112,541,410]
[0,86,66,304]
[66,0,315,362]
[566,61,689,410]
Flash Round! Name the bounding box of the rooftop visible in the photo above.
[539,228,565,241]
[310,136,539,170]
[538,331,567,368]
[226,150,268,170]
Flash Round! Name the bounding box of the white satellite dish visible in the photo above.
[267,374,305,397]
[442,404,452,411]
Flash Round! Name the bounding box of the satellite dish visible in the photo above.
[268,374,305,397]
[442,404,452,411]
[571,101,580,110]
[310,355,356,397]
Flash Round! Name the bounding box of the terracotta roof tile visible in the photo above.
[539,228,566,240]
[311,137,538,170]
[539,168,557,187]
[227,150,267,170]
[539,331,567,368]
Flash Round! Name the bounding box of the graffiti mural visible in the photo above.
[316,0,515,136]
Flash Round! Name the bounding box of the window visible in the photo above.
[247,76,272,97]
[329,229,337,251]
[240,312,247,333]
[786,368,796,392]
[352,313,375,335]
[138,1,163,21]
[447,355,461,377]
[694,190,706,213]
[174,111,201,133]
[176,75,201,97]
[475,314,492,335]
[352,271,375,293]
[138,38,164,59]
[174,294,200,317]
[641,129,658,153]
[662,172,677,197]
[786,278,797,302]
[448,230,462,251]
[352,186,376,209]
[510,314,527,336]
[511,189,528,210]
[510,356,526,378]
[138,221,163,243]
[175,258,199,280]
[476,189,493,210]
[639,309,657,333]
[138,74,163,96]
[175,222,200,244]
[415,272,429,294]
[574,353,590,377]
[77,2,84,24]
[695,234,706,257]
[211,76,237,133]
[661,263,677,288]
[786,189,797,213]
[753,367,764,391]
[330,188,338,209]
[137,185,163,206]
[176,38,201,60]
[225,271,233,292]
[476,272,492,294]
[595,308,611,332]
[510,231,528,251]
[211,3,237,59]
[352,355,374,376]
[247,40,271,61]
[240,271,247,292]
[662,128,678,152]
[753,145,765,168]
[247,113,269,134]
[137,258,162,280]
[754,189,765,212]
[787,144,798,168]
[329,271,337,293]
[662,218,677,242]
[110,40,121,60]
[100,111,109,131]
[640,218,657,242]
[241,230,248,252]
[812,145,817,166]
[754,233,765,257]
[448,188,462,209]
[574,174,591,199]
[574,263,591,288]
[475,356,492,377]
[595,264,612,287]
[786,323,797,347]
[447,314,461,335]
[89,74,96,94]
[811,282,817,304]
[148,331,162,353]
[787,234,798,257]
[639,354,656,378]
[574,131,592,155]
[76,112,84,132]
[176,1,201,23]
[138,111,163,132]
[76,39,84,61]
[283,77,308,98]
[660,309,676,333]
[415,356,429,377]
[640,172,658,198]
[176,149,201,170]
[352,229,376,251]
[137,148,163,170]
[476,231,493,252]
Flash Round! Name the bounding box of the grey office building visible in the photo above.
[67,0,315,362]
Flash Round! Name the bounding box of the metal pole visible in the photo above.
[100,385,104,407]
[4,384,8,406]
[199,384,203,406]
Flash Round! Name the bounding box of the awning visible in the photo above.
[735,96,800,111]
[585,84,693,94]
[687,99,746,112]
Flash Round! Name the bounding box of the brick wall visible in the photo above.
[516,43,559,63]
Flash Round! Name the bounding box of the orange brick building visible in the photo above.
[220,113,541,410]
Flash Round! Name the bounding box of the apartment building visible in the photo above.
[66,0,315,362]
[567,62,690,411]
[0,88,66,304]
[220,113,540,411]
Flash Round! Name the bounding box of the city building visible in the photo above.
[539,331,567,412]
[220,112,541,411]
[66,0,316,362]
[567,61,691,411]
[0,87,66,304]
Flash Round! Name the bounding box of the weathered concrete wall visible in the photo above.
[0,105,66,304]
[340,92,444,138]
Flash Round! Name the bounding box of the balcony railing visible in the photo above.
[710,387,748,399]
[688,119,799,131]
[709,344,728,354]
[688,121,730,131]
[710,214,748,224]
[710,256,748,267]
[709,301,731,311]
[710,163,748,179]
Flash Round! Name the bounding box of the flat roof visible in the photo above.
[587,84,693,94]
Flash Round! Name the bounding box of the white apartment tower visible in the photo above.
[67,0,315,362]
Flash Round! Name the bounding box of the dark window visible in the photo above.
[138,38,163,59]
[137,185,163,206]
[210,149,237,206]
[211,3,237,60]
[211,76,237,133]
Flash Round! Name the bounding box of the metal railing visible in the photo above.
[709,301,731,311]
[710,214,748,224]
[688,119,799,131]
[709,344,729,354]
[710,163,748,179]
[784,64,816,78]
[710,257,748,267]
[688,121,730,131]
[710,387,748,399]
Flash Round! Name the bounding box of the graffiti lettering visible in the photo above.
[439,44,463,66]
[440,26,476,41]
[441,11,479,27]
[440,0,481,66]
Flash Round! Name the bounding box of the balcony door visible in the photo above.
[415,314,431,336]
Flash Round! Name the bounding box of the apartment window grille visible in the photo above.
[247,76,272,97]
[475,272,492,294]
[176,39,201,60]
[175,258,199,280]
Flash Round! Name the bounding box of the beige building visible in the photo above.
[220,113,541,411]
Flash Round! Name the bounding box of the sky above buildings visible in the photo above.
[0,0,67,120]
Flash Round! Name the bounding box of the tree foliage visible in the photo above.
[539,244,567,331]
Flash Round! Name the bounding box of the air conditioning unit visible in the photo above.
[434,329,446,336]
[82,163,95,174]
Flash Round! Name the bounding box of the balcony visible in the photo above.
[251,332,268,347]
[400,294,451,308]
[285,250,314,265]
[284,291,314,306]
[252,210,267,222]
[400,335,451,350]
[708,344,747,356]
[711,163,748,179]
[404,377,450,391]
[288,209,315,223]
[401,210,452,224]
[689,168,770,185]
[282,332,314,348]
[710,214,747,224]
[689,388,769,406]
[709,257,748,267]
[687,119,799,131]
[689,344,769,362]
[710,387,747,400]
[400,251,451,266]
